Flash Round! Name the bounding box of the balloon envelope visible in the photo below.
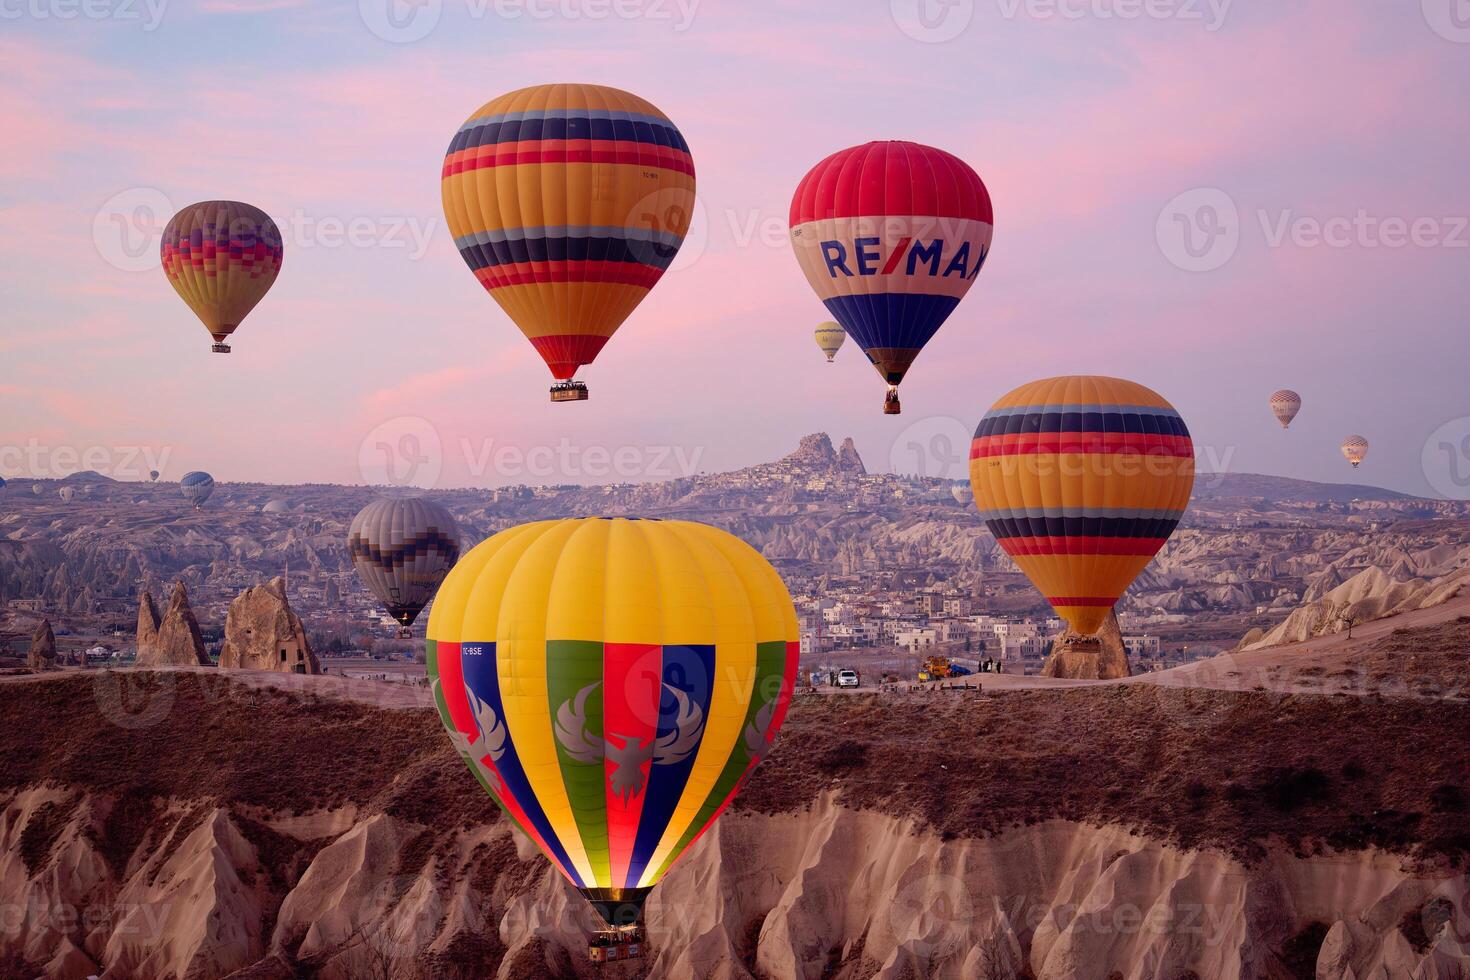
[179,471,215,508]
[58,487,75,503]
[149,470,160,482]
[1342,436,1369,468]
[427,518,799,928]
[1269,389,1301,429]
[790,141,993,397]
[349,498,461,629]
[969,376,1195,636]
[31,484,42,496]
[441,84,695,386]
[161,201,283,352]
[813,322,846,362]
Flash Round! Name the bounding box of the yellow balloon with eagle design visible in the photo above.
[427,518,799,934]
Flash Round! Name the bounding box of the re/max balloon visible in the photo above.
[441,84,695,402]
[427,518,798,930]
[969,376,1195,636]
[790,141,993,414]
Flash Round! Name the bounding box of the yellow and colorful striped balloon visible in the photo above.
[160,201,283,353]
[427,518,799,928]
[969,376,1195,636]
[440,84,696,396]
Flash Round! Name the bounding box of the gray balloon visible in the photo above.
[180,471,215,509]
[348,498,460,631]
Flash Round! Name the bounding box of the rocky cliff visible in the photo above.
[217,577,320,673]
[1243,565,1470,650]
[1,642,1467,979]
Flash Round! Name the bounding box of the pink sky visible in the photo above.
[3,1,1468,496]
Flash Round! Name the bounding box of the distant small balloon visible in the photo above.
[1341,436,1369,469]
[180,471,215,509]
[58,486,75,503]
[950,484,968,504]
[149,470,160,482]
[814,322,846,363]
[1269,390,1301,429]
[31,484,43,496]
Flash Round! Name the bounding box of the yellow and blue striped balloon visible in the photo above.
[969,376,1195,636]
[441,84,695,395]
[427,518,798,927]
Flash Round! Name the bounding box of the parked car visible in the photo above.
[835,669,860,688]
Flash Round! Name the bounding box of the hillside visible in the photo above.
[2,618,1467,978]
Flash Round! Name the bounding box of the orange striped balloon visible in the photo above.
[969,376,1195,635]
[160,201,283,353]
[441,84,695,399]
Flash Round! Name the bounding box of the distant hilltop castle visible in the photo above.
[781,433,867,477]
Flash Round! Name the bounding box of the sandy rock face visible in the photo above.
[218,576,321,674]
[136,581,211,667]
[26,619,56,670]
[1041,610,1130,680]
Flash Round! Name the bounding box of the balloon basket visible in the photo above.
[211,342,231,353]
[397,626,413,640]
[551,381,589,402]
[588,926,646,964]
[883,391,901,415]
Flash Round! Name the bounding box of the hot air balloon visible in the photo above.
[161,201,283,353]
[31,484,42,496]
[349,498,461,637]
[441,84,695,403]
[180,471,215,509]
[58,486,75,503]
[969,376,1195,636]
[1342,436,1369,468]
[149,470,160,482]
[950,484,969,505]
[814,321,845,363]
[427,518,798,959]
[1269,389,1301,429]
[790,141,993,414]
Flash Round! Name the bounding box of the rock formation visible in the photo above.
[218,576,320,674]
[836,436,866,475]
[26,619,56,670]
[136,582,210,666]
[1041,610,1130,679]
[1243,565,1470,650]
